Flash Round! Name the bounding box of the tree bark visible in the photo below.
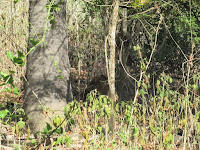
[106,0,119,133]
[24,0,72,132]
[108,0,119,101]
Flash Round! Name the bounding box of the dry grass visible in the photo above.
[0,0,28,90]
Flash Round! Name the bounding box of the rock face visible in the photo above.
[82,75,109,100]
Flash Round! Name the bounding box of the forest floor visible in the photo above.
[0,68,200,150]
[0,68,91,150]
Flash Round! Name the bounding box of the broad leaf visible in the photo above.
[7,52,14,61]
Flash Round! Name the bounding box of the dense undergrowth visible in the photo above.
[1,72,200,149]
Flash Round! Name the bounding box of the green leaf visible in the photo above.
[141,62,146,71]
[115,103,119,112]
[13,57,25,66]
[196,123,200,133]
[50,19,56,29]
[139,89,147,97]
[30,38,39,46]
[53,60,57,66]
[193,84,199,92]
[14,0,19,4]
[3,75,14,86]
[0,71,8,78]
[169,77,173,83]
[17,118,25,129]
[156,80,160,87]
[13,87,20,95]
[126,105,131,111]
[194,36,200,43]
[70,119,75,124]
[46,122,52,130]
[4,87,12,92]
[31,139,36,144]
[57,136,62,144]
[105,106,110,116]
[0,109,10,119]
[98,126,102,132]
[9,70,15,74]
[103,98,107,105]
[17,50,25,59]
[58,69,62,73]
[58,76,64,79]
[7,51,24,66]
[43,123,52,134]
[7,52,14,61]
[55,127,63,135]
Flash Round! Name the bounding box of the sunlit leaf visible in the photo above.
[0,109,10,119]
[169,77,173,83]
[17,118,25,128]
[7,52,14,61]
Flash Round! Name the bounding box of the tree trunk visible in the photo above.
[108,0,119,101]
[24,0,72,132]
[106,0,119,133]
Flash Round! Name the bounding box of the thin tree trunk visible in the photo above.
[108,0,119,100]
[106,0,119,133]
